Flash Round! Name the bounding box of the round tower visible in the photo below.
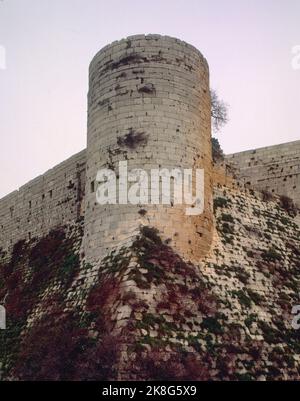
[84,34,213,265]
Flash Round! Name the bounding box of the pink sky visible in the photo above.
[0,0,299,198]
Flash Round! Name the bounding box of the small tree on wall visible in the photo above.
[211,89,228,133]
[210,89,229,162]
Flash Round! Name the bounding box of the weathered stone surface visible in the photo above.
[226,140,300,207]
[0,35,299,381]
[84,34,213,265]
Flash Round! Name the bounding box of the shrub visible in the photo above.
[221,213,234,223]
[247,250,254,258]
[13,311,87,380]
[214,197,228,211]
[74,334,121,381]
[261,247,281,262]
[139,226,162,245]
[233,290,252,308]
[201,316,223,335]
[58,252,80,285]
[221,222,234,235]
[245,314,257,329]
[258,321,281,344]
[247,289,265,305]
[86,276,119,314]
[139,350,210,380]
[279,195,298,217]
[13,310,120,381]
[280,216,290,226]
[211,137,224,162]
[10,240,27,265]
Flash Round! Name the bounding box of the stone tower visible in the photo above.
[83,34,213,265]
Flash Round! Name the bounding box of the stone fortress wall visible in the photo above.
[0,34,299,262]
[0,150,86,253]
[226,140,300,207]
[1,137,298,259]
[83,34,213,266]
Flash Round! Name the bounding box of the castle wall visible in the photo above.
[226,140,300,206]
[0,150,86,253]
[0,32,298,265]
[1,33,300,381]
[83,34,213,265]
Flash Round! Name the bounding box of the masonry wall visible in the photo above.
[2,183,300,380]
[0,32,299,266]
[84,34,213,266]
[226,140,300,206]
[0,150,86,253]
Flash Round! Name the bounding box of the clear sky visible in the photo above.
[0,0,299,198]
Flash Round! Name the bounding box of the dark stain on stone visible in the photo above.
[138,83,156,95]
[117,128,148,150]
